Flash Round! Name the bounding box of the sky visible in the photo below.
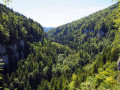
[0,0,118,27]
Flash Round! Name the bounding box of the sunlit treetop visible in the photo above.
[3,0,12,5]
[113,0,119,1]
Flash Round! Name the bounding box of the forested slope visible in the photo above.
[1,2,120,90]
[0,4,44,44]
[47,3,119,50]
[0,3,82,89]
[0,3,44,72]
[46,2,120,89]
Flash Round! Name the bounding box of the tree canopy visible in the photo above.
[1,1,120,90]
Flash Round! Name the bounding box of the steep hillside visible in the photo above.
[0,3,81,90]
[45,3,120,89]
[0,4,44,72]
[47,3,119,51]
[1,2,120,90]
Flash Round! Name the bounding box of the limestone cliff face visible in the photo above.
[0,39,25,67]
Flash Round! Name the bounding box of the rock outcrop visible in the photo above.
[0,39,25,67]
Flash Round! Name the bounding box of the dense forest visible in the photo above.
[0,2,120,90]
[0,3,44,73]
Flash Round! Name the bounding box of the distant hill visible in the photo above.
[43,27,54,32]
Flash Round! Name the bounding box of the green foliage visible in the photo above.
[1,2,120,90]
[91,62,98,76]
[0,24,9,43]
[2,38,75,89]
[47,3,119,52]
[3,0,12,5]
[80,61,118,89]
[0,4,44,44]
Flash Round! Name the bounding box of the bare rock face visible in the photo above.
[117,59,120,71]
[0,39,25,66]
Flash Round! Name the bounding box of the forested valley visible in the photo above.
[0,2,120,90]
